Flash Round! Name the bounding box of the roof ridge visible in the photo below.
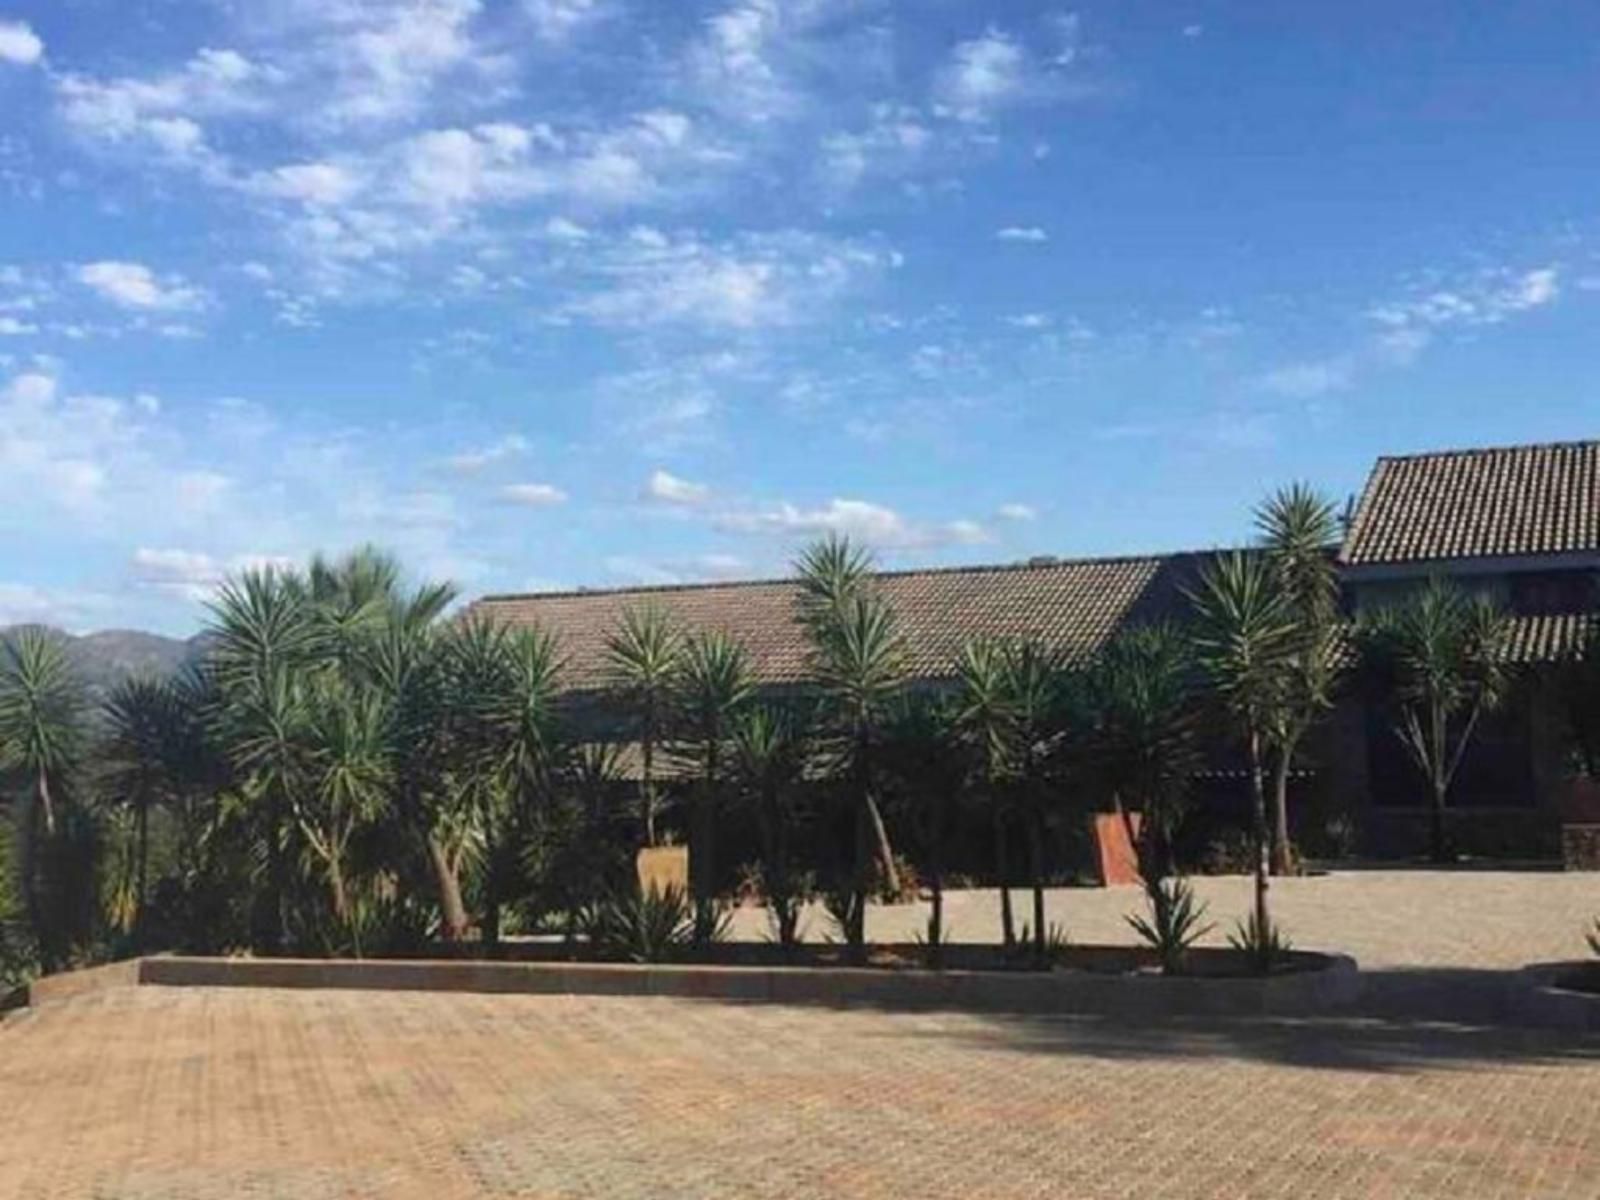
[1373,437,1600,465]
[474,546,1230,606]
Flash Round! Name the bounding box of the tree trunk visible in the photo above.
[1430,778,1449,865]
[36,767,55,835]
[1270,751,1294,877]
[1028,811,1047,965]
[135,801,150,951]
[692,750,716,943]
[265,790,289,954]
[994,804,1015,949]
[483,827,502,953]
[641,729,657,849]
[927,793,944,969]
[865,792,897,898]
[428,833,470,942]
[19,791,50,972]
[1249,730,1270,940]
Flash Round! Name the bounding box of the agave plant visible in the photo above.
[581,882,726,963]
[1127,876,1213,976]
[1228,909,1292,974]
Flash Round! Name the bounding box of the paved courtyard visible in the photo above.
[2,871,1598,1199]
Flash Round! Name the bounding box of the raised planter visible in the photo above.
[1510,962,1600,1033]
[25,947,1362,1019]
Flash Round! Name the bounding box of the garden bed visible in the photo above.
[25,946,1361,1019]
[1512,962,1600,1032]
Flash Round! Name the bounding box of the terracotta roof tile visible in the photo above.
[466,554,1206,692]
[1343,440,1600,566]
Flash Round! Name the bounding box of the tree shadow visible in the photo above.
[691,965,1600,1075]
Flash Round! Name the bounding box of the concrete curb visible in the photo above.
[26,951,1363,1018]
[1509,962,1600,1033]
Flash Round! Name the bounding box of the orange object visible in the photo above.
[1092,812,1142,887]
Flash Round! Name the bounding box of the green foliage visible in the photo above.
[1356,579,1509,859]
[1228,910,1293,974]
[1126,876,1213,976]
[604,605,685,848]
[581,883,725,963]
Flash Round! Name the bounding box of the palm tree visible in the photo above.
[1255,485,1343,874]
[497,625,566,946]
[674,630,754,942]
[880,693,963,965]
[298,679,391,954]
[1190,551,1298,945]
[732,704,811,953]
[1355,579,1509,862]
[1089,624,1202,880]
[101,676,187,947]
[207,567,316,952]
[0,629,88,971]
[605,605,684,849]
[1002,640,1067,966]
[441,617,517,946]
[804,586,907,955]
[953,639,1018,948]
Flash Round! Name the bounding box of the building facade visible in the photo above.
[468,439,1599,861]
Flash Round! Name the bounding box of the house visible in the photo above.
[467,439,1599,861]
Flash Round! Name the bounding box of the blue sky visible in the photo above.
[1,1,1597,635]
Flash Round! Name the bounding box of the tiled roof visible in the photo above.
[1501,612,1596,664]
[1342,440,1600,566]
[467,554,1206,692]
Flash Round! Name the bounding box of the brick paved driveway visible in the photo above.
[3,871,1598,1199]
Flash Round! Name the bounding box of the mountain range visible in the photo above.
[0,626,202,698]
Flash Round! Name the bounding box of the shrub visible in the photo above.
[1587,918,1600,959]
[1014,921,1072,969]
[1127,877,1213,975]
[872,852,920,904]
[581,884,729,963]
[1228,910,1292,974]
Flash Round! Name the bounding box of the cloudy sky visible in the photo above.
[1,1,1598,634]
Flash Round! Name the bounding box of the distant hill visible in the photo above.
[0,626,203,698]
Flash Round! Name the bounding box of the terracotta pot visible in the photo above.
[1091,812,1142,887]
[635,845,689,897]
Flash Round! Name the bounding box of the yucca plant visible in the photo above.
[1355,579,1509,863]
[732,704,810,953]
[1127,876,1213,976]
[954,639,1018,949]
[1255,485,1343,876]
[1191,550,1298,953]
[605,605,685,849]
[674,630,754,944]
[1228,909,1292,974]
[798,538,906,958]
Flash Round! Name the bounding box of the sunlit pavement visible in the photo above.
[4,871,1598,1199]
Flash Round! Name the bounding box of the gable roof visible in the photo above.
[1342,439,1600,567]
[467,553,1208,692]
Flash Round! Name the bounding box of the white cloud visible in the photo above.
[1183,24,1204,38]
[57,47,271,167]
[935,28,1026,122]
[0,583,113,631]
[499,482,568,506]
[1368,266,1560,331]
[444,434,528,474]
[818,104,932,192]
[0,18,43,66]
[130,546,296,602]
[1256,359,1353,399]
[544,216,591,242]
[77,261,203,311]
[645,469,710,505]
[716,497,989,549]
[525,0,610,42]
[604,552,749,586]
[996,226,1047,243]
[1006,313,1051,329]
[560,228,895,330]
[256,161,364,206]
[997,503,1037,522]
[0,316,36,336]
